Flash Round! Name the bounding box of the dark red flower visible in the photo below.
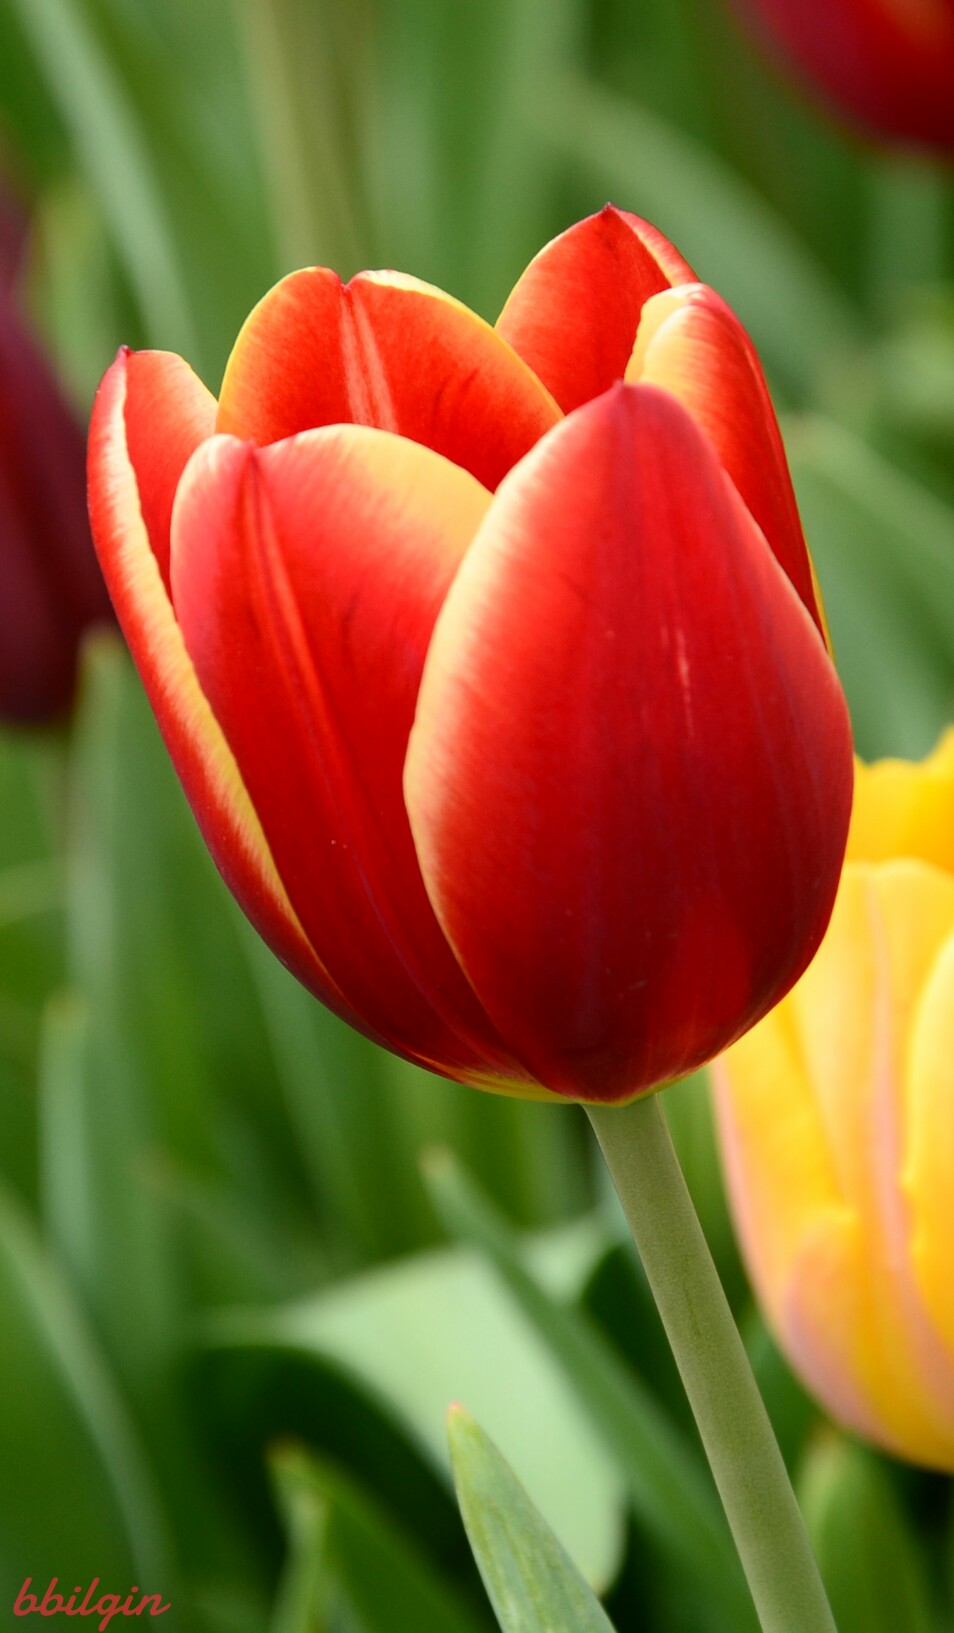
[731,0,954,151]
[0,253,113,724]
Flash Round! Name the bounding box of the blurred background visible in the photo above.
[1,0,953,1629]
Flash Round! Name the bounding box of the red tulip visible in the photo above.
[730,0,954,150]
[87,207,853,1103]
[0,240,114,724]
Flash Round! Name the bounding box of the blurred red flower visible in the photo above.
[88,208,853,1103]
[731,0,954,150]
[0,199,113,725]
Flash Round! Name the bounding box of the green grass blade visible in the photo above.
[449,1406,616,1633]
[270,1442,485,1633]
[5,0,197,356]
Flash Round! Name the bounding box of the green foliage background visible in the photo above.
[1,0,953,1628]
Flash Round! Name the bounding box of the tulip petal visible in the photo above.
[906,921,954,1367]
[495,205,695,414]
[216,268,560,492]
[171,424,536,1087]
[87,351,341,1017]
[716,860,954,1469]
[116,349,218,594]
[847,729,954,870]
[405,383,853,1102]
[627,283,825,637]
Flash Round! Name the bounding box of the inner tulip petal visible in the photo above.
[171,424,533,1084]
[216,267,561,491]
[495,205,695,414]
[627,284,826,639]
[405,383,853,1103]
[121,349,217,592]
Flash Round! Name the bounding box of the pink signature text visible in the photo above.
[14,1580,170,1631]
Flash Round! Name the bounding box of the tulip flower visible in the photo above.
[88,206,853,1104]
[0,225,114,724]
[730,0,954,151]
[713,731,954,1469]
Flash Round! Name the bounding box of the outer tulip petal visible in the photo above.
[847,729,954,871]
[716,861,954,1470]
[627,284,825,637]
[87,351,341,1018]
[405,383,853,1102]
[171,425,536,1087]
[495,206,695,414]
[906,926,954,1364]
[216,268,560,492]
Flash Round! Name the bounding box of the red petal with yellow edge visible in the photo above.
[627,283,825,637]
[87,350,347,1024]
[216,268,560,492]
[495,205,695,414]
[171,425,534,1086]
[121,349,218,593]
[405,384,853,1103]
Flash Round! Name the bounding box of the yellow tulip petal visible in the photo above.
[847,728,954,873]
[716,858,954,1469]
[907,927,954,1362]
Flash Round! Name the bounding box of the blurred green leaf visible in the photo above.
[367,0,578,313]
[205,1238,624,1592]
[242,932,432,1264]
[269,1445,332,1633]
[269,1442,485,1633]
[0,1179,171,1602]
[866,154,948,315]
[423,1151,757,1632]
[245,924,589,1264]
[239,0,371,279]
[449,1406,615,1633]
[789,418,954,758]
[78,0,279,377]
[799,1435,935,1633]
[29,175,134,406]
[4,0,197,357]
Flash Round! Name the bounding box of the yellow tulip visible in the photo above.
[713,731,954,1469]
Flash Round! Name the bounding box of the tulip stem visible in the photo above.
[586,1092,837,1633]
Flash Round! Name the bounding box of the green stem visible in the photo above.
[586,1094,836,1633]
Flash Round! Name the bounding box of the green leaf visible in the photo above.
[0,1179,171,1602]
[423,1152,757,1633]
[448,1406,616,1633]
[798,1436,935,1633]
[202,1238,624,1593]
[239,0,372,280]
[788,418,954,760]
[366,0,576,314]
[269,1442,484,1633]
[4,0,197,357]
